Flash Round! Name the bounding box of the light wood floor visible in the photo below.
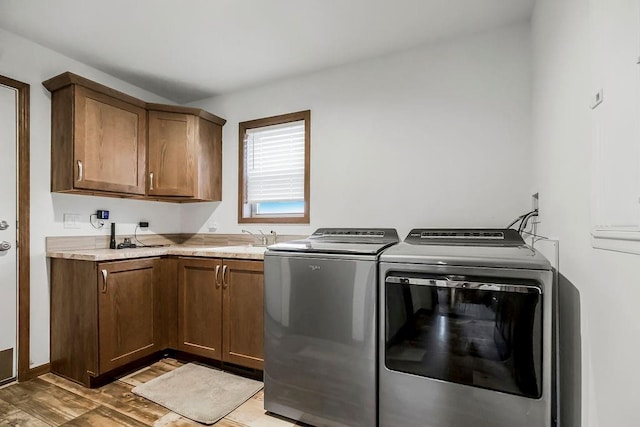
[0,359,301,426]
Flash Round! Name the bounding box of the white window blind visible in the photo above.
[244,120,305,204]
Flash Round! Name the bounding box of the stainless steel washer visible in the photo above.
[379,229,557,427]
[264,228,399,427]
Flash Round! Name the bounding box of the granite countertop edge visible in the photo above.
[46,245,266,261]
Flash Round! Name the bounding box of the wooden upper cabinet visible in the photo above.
[44,72,147,195]
[43,72,225,201]
[147,111,195,197]
[147,105,223,201]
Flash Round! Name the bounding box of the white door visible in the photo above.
[0,82,17,382]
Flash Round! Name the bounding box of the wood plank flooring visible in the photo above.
[0,359,300,427]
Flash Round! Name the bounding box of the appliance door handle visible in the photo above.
[77,160,83,182]
[215,265,221,288]
[101,269,108,293]
[222,265,228,288]
[385,276,542,294]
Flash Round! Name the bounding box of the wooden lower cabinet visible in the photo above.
[50,257,165,386]
[178,257,264,369]
[177,258,223,359]
[223,260,264,369]
[98,259,158,373]
[51,255,263,387]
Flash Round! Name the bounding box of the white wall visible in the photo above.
[0,22,534,369]
[0,28,183,367]
[532,0,640,426]
[184,23,534,239]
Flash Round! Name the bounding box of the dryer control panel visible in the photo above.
[406,228,525,247]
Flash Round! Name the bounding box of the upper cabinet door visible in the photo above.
[148,110,196,197]
[73,86,147,195]
[196,118,223,201]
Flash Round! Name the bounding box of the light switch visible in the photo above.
[591,89,603,109]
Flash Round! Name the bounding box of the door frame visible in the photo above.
[0,75,31,381]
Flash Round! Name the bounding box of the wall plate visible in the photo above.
[63,213,81,229]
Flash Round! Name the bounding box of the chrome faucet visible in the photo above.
[242,229,268,246]
[270,230,278,244]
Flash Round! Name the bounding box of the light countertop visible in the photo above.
[46,245,267,261]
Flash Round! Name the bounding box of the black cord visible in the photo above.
[89,214,105,229]
[506,213,527,229]
[134,225,147,247]
[518,210,539,233]
[506,209,538,230]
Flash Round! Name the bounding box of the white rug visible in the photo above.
[132,363,263,425]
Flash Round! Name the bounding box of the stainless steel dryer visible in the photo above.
[379,229,557,427]
[264,228,399,427]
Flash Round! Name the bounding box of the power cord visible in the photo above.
[506,209,538,232]
[89,214,105,229]
[134,225,147,247]
[518,210,539,233]
[506,213,528,229]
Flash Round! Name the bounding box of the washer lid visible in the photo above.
[267,227,399,255]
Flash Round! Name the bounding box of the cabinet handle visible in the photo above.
[215,265,221,288]
[101,269,108,293]
[222,265,228,288]
[77,160,83,182]
[149,172,154,190]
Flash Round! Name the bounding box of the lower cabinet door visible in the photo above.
[222,259,264,369]
[178,257,223,359]
[98,258,158,373]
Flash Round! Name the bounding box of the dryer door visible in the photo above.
[384,272,543,398]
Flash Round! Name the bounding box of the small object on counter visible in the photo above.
[117,237,136,249]
[110,223,116,249]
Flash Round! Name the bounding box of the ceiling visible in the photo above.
[0,0,534,103]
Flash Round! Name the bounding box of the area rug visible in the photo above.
[132,363,263,425]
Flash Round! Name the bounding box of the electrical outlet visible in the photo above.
[139,221,149,228]
[63,213,81,229]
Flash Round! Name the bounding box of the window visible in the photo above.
[238,110,310,223]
